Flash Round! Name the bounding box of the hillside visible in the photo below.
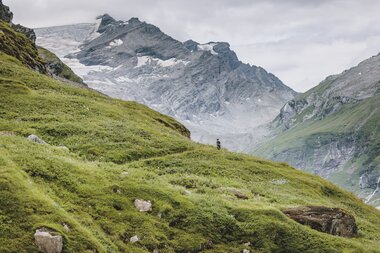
[1,18,380,252]
[35,14,296,152]
[255,54,380,207]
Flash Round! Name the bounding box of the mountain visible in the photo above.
[35,14,296,151]
[255,53,380,207]
[2,2,380,252]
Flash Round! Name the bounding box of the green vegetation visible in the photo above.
[37,47,84,84]
[0,22,380,252]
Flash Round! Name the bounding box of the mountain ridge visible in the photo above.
[255,52,380,207]
[35,14,296,151]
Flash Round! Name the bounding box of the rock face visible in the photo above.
[35,14,296,152]
[282,206,358,237]
[0,0,12,23]
[34,228,63,253]
[134,199,152,212]
[0,1,35,42]
[13,24,37,43]
[256,53,380,206]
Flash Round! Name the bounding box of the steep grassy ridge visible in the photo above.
[0,22,380,253]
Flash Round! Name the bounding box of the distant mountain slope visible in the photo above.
[2,17,380,252]
[255,53,380,207]
[35,14,296,151]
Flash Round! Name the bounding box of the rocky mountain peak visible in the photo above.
[96,13,117,33]
[183,39,199,51]
[0,0,13,23]
[128,17,142,24]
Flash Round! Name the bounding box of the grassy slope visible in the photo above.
[0,25,380,253]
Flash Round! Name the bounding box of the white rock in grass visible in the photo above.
[130,235,139,243]
[62,224,70,233]
[134,199,152,212]
[34,228,63,253]
[121,171,129,178]
[243,249,250,253]
[27,134,47,144]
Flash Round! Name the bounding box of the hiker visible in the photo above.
[216,139,221,150]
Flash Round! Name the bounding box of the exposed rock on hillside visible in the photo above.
[0,0,12,23]
[282,206,358,237]
[134,199,152,212]
[34,228,63,253]
[27,134,47,144]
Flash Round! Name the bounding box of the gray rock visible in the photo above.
[34,228,63,253]
[134,199,152,212]
[27,134,47,144]
[0,0,13,24]
[130,235,139,243]
[243,250,250,253]
[96,14,117,33]
[13,24,36,43]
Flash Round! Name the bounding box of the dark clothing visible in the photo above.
[216,140,221,150]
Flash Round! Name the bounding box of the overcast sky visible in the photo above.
[6,0,380,92]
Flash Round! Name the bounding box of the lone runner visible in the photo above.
[216,139,221,150]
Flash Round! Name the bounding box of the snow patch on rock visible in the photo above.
[197,43,218,55]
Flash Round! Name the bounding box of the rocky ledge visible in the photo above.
[282,206,358,237]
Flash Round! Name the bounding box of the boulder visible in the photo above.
[282,206,358,237]
[130,235,139,243]
[34,228,63,253]
[134,199,152,212]
[243,250,250,253]
[27,134,47,144]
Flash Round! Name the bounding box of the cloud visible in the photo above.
[5,0,380,92]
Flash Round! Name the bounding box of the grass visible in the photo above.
[0,22,380,252]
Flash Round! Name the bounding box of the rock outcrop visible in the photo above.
[34,228,63,253]
[13,23,36,43]
[0,1,46,73]
[282,206,358,237]
[0,1,35,42]
[0,0,12,23]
